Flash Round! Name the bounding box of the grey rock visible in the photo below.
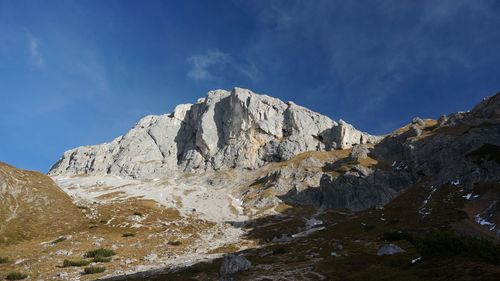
[377,244,405,256]
[278,94,500,212]
[219,254,251,276]
[349,144,370,159]
[437,115,449,127]
[408,124,422,137]
[373,93,500,188]
[55,272,68,279]
[49,87,379,179]
[411,117,425,127]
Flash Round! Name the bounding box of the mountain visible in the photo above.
[97,92,500,281]
[1,89,499,281]
[48,87,379,179]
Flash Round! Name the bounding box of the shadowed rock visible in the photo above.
[377,244,405,256]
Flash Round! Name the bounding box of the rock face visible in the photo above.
[49,88,379,179]
[371,93,500,189]
[219,254,252,276]
[271,93,500,212]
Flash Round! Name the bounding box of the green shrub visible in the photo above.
[51,237,67,244]
[382,230,414,243]
[85,248,116,258]
[415,230,500,264]
[272,247,287,255]
[122,232,135,237]
[92,256,111,263]
[5,272,27,280]
[0,256,8,264]
[167,240,181,246]
[63,259,90,267]
[83,266,105,274]
[361,223,376,232]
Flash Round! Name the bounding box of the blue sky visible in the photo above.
[1,0,499,172]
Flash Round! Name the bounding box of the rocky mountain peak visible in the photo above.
[49,87,379,178]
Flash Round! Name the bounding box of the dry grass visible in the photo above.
[96,191,127,200]
[0,162,86,245]
[393,119,437,135]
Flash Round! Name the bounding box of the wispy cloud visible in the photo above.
[77,50,109,94]
[243,0,500,114]
[187,50,229,81]
[26,32,44,69]
[187,49,260,82]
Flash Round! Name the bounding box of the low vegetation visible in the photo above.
[382,230,414,243]
[63,259,91,267]
[122,232,135,237]
[414,230,500,265]
[0,256,8,264]
[167,240,181,246]
[83,266,106,274]
[361,222,376,232]
[272,247,287,255]
[5,272,27,280]
[85,248,116,258]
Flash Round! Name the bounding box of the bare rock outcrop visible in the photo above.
[219,254,251,279]
[49,88,379,179]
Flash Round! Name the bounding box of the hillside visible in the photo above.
[0,162,85,244]
[98,92,500,280]
[1,90,499,281]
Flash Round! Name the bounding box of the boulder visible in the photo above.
[411,117,425,127]
[349,144,370,159]
[219,254,251,276]
[377,244,405,256]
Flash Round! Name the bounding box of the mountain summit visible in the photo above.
[49,87,379,178]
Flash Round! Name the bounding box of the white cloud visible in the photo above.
[187,49,260,82]
[77,50,109,94]
[187,50,229,81]
[26,32,44,69]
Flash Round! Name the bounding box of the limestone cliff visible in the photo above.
[49,88,379,178]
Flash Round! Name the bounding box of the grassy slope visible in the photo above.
[0,162,86,245]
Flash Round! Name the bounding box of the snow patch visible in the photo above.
[418,186,436,217]
[411,257,422,264]
[474,214,496,231]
